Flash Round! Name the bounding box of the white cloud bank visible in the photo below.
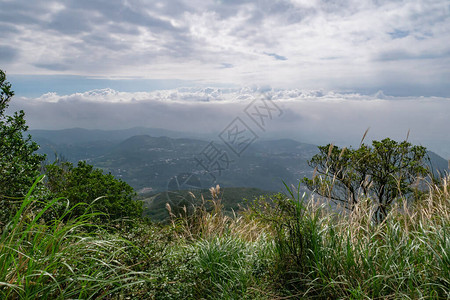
[11,88,450,158]
[1,0,450,95]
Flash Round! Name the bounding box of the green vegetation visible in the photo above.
[45,160,142,222]
[0,178,153,299]
[0,70,45,225]
[248,183,449,298]
[1,178,449,298]
[303,138,429,222]
[142,186,272,222]
[34,131,317,193]
[1,69,449,298]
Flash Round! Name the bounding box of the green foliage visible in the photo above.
[303,138,429,222]
[245,179,450,299]
[0,69,45,225]
[0,177,154,299]
[244,186,325,294]
[1,173,448,299]
[189,235,273,299]
[142,187,271,223]
[45,161,142,221]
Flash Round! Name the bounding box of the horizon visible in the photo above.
[1,0,449,158]
[28,124,450,161]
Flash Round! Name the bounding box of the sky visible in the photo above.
[1,0,450,157]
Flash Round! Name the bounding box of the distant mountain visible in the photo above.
[93,135,210,191]
[34,136,117,163]
[30,128,449,195]
[426,151,449,178]
[91,135,318,193]
[31,127,213,163]
[29,127,209,145]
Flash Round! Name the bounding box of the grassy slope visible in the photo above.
[140,187,274,222]
[1,177,449,299]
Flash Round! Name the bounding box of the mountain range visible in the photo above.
[30,127,449,195]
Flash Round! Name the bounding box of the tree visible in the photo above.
[0,69,45,224]
[303,138,429,223]
[45,161,143,221]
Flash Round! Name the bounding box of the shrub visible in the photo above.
[252,179,450,299]
[45,161,142,222]
[0,69,45,225]
[303,138,429,223]
[0,177,153,299]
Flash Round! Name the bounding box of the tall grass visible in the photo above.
[259,177,450,299]
[167,185,271,241]
[0,176,153,299]
[188,235,273,299]
[167,185,276,299]
[1,175,447,299]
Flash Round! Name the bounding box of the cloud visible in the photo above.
[0,45,18,62]
[264,52,287,61]
[34,63,69,71]
[1,0,449,95]
[389,29,410,39]
[220,63,234,69]
[9,87,450,158]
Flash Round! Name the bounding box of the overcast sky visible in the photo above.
[1,0,449,157]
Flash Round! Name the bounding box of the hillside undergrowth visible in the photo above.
[1,176,449,299]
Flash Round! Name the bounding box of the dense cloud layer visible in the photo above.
[1,0,450,95]
[10,88,450,158]
[3,1,449,157]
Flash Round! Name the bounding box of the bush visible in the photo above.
[303,138,429,223]
[250,179,450,299]
[0,177,153,299]
[45,161,142,222]
[0,69,45,225]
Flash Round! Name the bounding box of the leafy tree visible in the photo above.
[0,69,45,224]
[303,138,429,222]
[45,161,143,221]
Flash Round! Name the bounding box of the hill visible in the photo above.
[29,127,206,144]
[90,135,318,193]
[31,128,449,195]
[426,150,449,177]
